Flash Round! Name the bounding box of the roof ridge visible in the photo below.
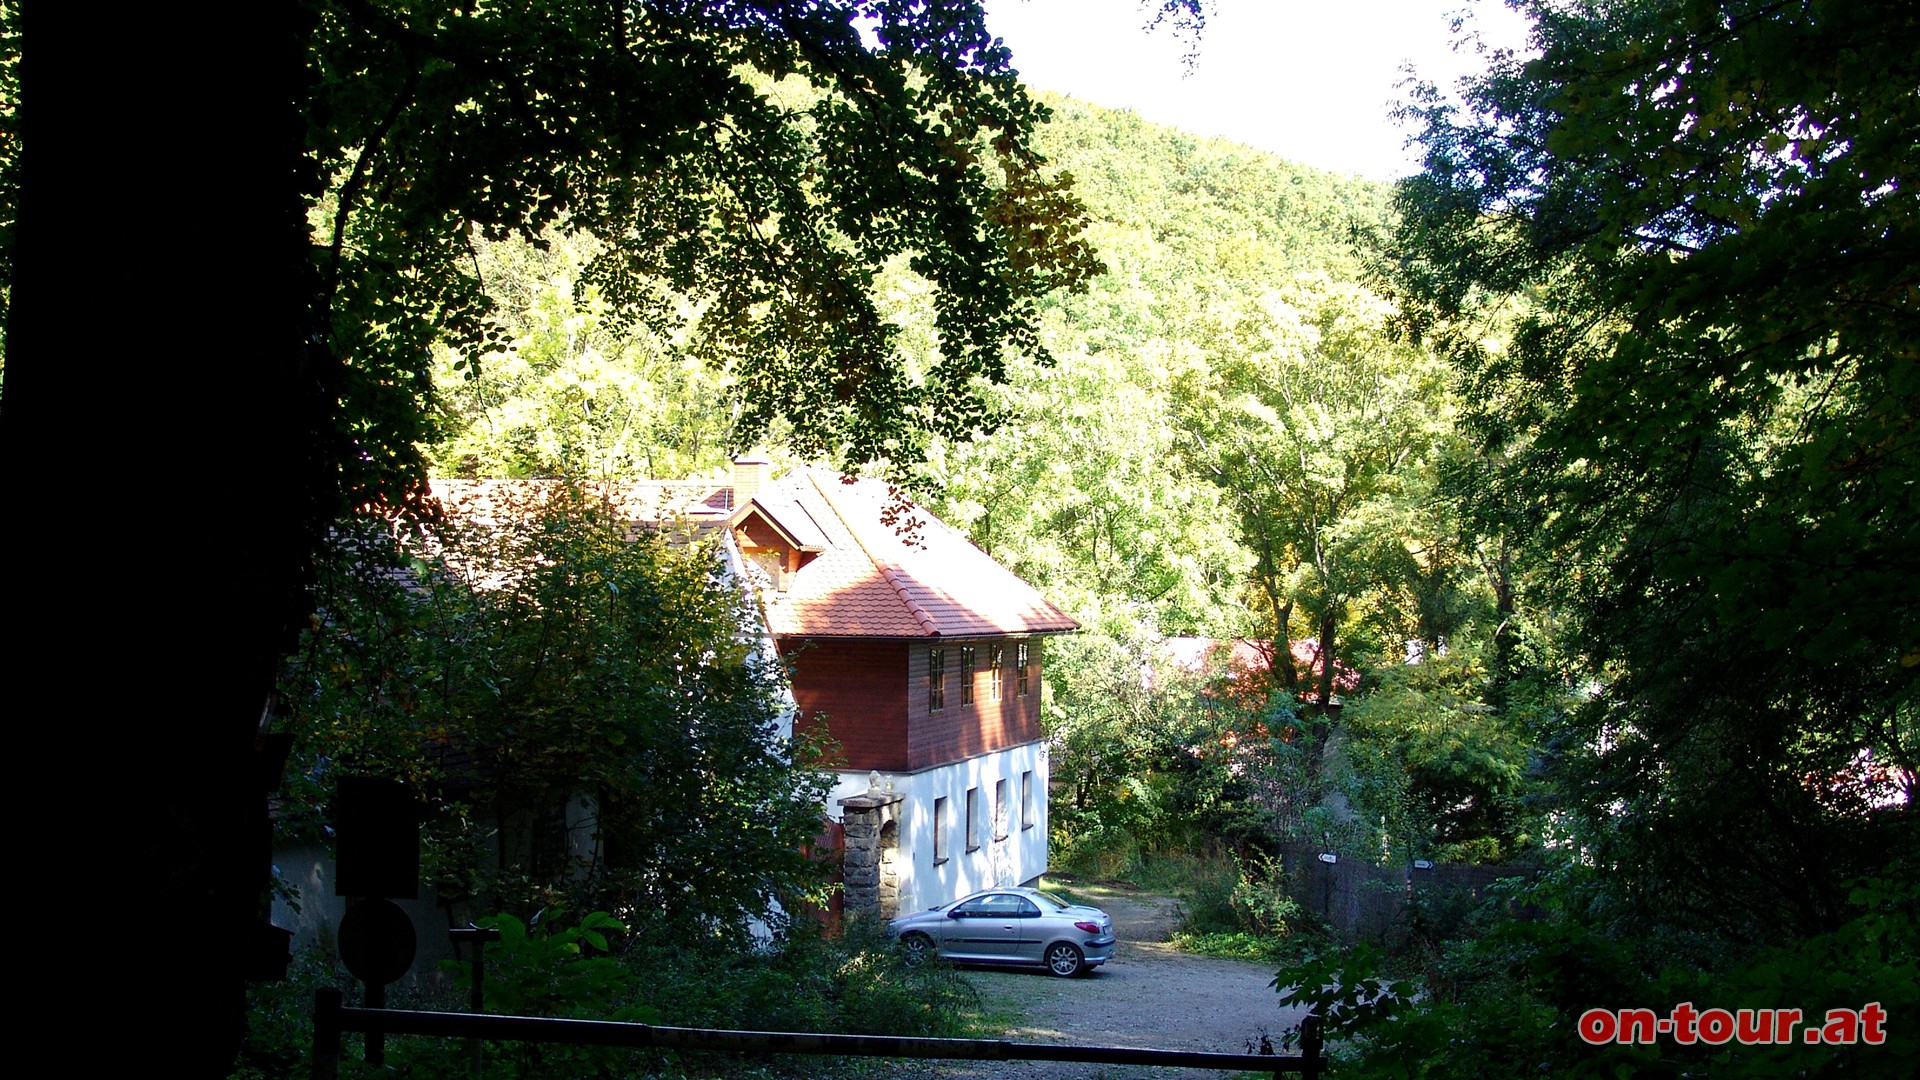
[806,470,941,637]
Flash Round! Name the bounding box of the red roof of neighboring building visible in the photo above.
[428,478,736,529]
[746,468,1079,640]
[1162,636,1361,699]
[429,470,1078,642]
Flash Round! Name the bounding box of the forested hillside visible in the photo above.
[425,90,1533,880]
[314,13,1914,1072]
[429,92,1435,652]
[28,0,1910,1074]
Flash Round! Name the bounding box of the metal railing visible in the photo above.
[312,988,1326,1079]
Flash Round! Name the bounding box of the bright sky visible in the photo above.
[982,0,1536,181]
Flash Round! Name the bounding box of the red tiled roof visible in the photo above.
[750,468,1079,639]
[1163,636,1361,697]
[428,478,735,533]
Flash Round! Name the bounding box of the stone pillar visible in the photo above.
[838,790,905,921]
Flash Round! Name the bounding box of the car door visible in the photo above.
[938,893,1023,960]
[1004,894,1049,962]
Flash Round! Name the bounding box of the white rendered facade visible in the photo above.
[826,740,1050,914]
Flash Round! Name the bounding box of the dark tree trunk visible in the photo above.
[1271,598,1296,688]
[1484,536,1515,712]
[1315,609,1338,718]
[1252,523,1297,688]
[3,5,321,1070]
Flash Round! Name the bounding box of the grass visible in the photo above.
[1169,929,1312,964]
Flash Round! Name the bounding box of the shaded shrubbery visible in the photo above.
[1275,876,1918,1079]
[231,913,983,1080]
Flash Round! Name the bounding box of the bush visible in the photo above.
[621,922,980,1041]
[1168,930,1305,964]
[1124,848,1326,964]
[238,915,989,1080]
[1273,877,1919,1080]
[1229,853,1303,937]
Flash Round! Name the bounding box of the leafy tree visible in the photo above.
[425,232,745,480]
[923,344,1249,637]
[1278,876,1919,1080]
[1340,649,1553,864]
[1171,277,1456,709]
[1391,0,1917,936]
[284,483,834,927]
[909,93,1497,867]
[308,0,1104,500]
[1,4,1112,1066]
[914,97,1404,646]
[1042,615,1282,872]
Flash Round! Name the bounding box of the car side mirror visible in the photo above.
[946,909,966,919]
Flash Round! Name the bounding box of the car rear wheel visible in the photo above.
[1044,941,1085,977]
[900,932,934,967]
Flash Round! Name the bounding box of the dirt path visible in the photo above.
[900,881,1309,1079]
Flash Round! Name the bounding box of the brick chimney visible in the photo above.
[730,453,771,509]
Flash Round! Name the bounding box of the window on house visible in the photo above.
[933,796,948,862]
[994,778,1008,840]
[965,787,980,852]
[960,646,975,705]
[989,645,1003,702]
[929,648,944,711]
[1017,642,1030,697]
[1021,770,1035,830]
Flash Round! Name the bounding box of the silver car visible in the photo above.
[887,886,1117,977]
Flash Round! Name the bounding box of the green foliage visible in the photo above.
[622,922,981,1042]
[1228,853,1307,937]
[427,233,744,480]
[1277,877,1919,1080]
[280,482,833,925]
[1340,651,1553,864]
[423,910,657,1079]
[1099,848,1322,965]
[1041,624,1289,874]
[229,951,351,1080]
[1166,851,1321,966]
[1391,0,1920,937]
[1169,276,1460,706]
[1273,942,1416,1050]
[921,345,1249,637]
[306,0,1104,502]
[917,94,1406,647]
[447,911,649,1021]
[233,920,982,1079]
[916,95,1403,643]
[1170,930,1302,965]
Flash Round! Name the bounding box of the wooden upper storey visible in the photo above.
[783,635,1048,772]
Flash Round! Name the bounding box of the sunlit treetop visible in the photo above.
[308,0,1106,504]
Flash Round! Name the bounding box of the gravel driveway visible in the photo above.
[899,881,1310,1080]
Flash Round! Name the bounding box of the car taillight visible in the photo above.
[1074,921,1100,934]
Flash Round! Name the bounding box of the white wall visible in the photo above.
[828,740,1049,913]
[719,528,796,743]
